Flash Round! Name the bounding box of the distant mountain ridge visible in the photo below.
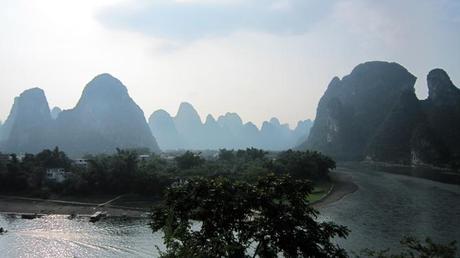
[53,74,159,155]
[0,74,160,156]
[50,107,62,119]
[0,74,311,155]
[0,88,53,153]
[149,102,313,151]
[302,61,460,168]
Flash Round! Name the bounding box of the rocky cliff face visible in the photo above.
[260,118,292,150]
[0,120,3,145]
[305,61,416,160]
[366,89,431,164]
[304,61,460,167]
[50,107,62,119]
[293,119,313,145]
[426,69,460,105]
[149,109,183,150]
[173,102,204,149]
[420,69,460,164]
[149,103,311,151]
[54,74,159,155]
[0,88,53,153]
[203,114,227,149]
[217,113,245,149]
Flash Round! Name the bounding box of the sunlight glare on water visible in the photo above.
[0,215,163,258]
[1,168,459,257]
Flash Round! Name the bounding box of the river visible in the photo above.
[319,166,460,252]
[0,166,459,257]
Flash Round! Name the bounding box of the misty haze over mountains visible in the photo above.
[1,60,459,169]
[0,74,159,156]
[149,102,312,151]
[0,88,53,153]
[50,107,62,120]
[0,74,312,156]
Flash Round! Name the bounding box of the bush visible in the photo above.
[151,174,349,258]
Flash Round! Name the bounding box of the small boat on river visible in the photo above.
[89,211,107,222]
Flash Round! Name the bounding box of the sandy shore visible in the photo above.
[0,196,150,217]
[312,169,358,209]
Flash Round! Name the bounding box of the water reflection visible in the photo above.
[1,167,459,257]
[318,167,460,252]
[0,215,163,258]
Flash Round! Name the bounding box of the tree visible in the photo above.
[84,149,141,193]
[35,147,72,169]
[175,151,205,170]
[218,149,236,162]
[136,155,174,195]
[3,154,28,191]
[151,174,349,258]
[274,150,336,180]
[110,148,139,191]
[236,148,268,162]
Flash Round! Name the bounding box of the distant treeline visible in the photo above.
[0,147,334,197]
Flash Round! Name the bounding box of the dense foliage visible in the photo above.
[0,147,71,193]
[174,151,205,170]
[151,174,349,258]
[81,148,172,195]
[272,150,335,180]
[0,148,335,197]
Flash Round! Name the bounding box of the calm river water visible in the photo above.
[1,167,459,257]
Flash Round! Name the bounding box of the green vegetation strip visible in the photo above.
[307,182,333,203]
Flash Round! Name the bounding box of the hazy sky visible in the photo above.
[1,0,459,128]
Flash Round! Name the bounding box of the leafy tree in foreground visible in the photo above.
[356,236,457,258]
[151,174,349,258]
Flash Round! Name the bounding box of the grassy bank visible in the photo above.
[307,181,333,203]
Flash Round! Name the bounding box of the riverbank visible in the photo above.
[341,161,460,185]
[0,195,150,217]
[0,170,359,217]
[312,168,358,209]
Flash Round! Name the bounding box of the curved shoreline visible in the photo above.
[0,170,359,218]
[343,161,460,185]
[312,170,358,209]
